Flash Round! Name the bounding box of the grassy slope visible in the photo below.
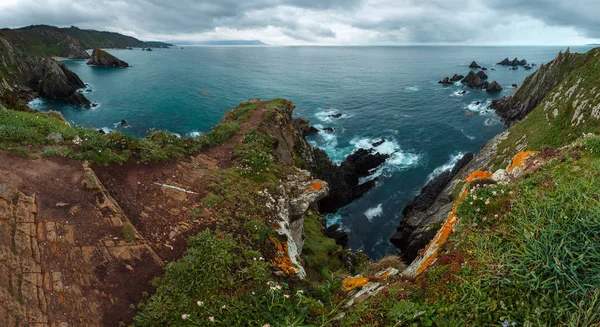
[490,48,600,170]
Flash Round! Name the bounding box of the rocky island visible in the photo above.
[87,48,130,67]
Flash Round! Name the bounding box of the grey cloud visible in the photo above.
[481,0,600,38]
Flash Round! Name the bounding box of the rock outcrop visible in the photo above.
[390,153,473,262]
[486,81,503,93]
[87,48,129,68]
[497,57,527,66]
[469,61,481,69]
[461,71,484,88]
[477,70,488,80]
[450,74,464,82]
[438,77,453,85]
[0,36,90,106]
[491,48,583,126]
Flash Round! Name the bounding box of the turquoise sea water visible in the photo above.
[31,45,594,258]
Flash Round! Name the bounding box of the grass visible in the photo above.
[301,211,344,278]
[0,101,253,165]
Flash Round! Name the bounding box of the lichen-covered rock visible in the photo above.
[492,169,509,183]
[87,48,129,67]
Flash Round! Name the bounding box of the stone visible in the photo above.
[469,61,481,69]
[47,132,64,143]
[486,81,503,93]
[461,71,484,88]
[477,70,488,80]
[450,74,464,82]
[438,77,453,85]
[492,169,510,183]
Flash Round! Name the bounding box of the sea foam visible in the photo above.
[364,204,383,222]
[426,152,465,182]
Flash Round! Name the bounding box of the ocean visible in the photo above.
[30,45,594,258]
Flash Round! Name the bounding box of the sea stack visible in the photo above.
[87,48,129,68]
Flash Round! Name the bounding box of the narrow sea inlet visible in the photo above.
[31,45,593,258]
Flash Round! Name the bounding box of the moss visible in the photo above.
[301,211,343,278]
[122,223,136,243]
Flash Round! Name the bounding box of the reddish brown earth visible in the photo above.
[0,101,268,326]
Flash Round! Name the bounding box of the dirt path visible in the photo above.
[0,101,269,326]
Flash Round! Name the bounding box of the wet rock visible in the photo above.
[120,119,127,126]
[92,102,99,108]
[509,66,519,70]
[328,113,343,119]
[469,61,481,69]
[486,81,503,93]
[512,84,518,88]
[461,71,484,88]
[323,127,335,133]
[325,224,349,247]
[450,74,464,82]
[372,139,385,147]
[477,70,488,80]
[438,77,453,85]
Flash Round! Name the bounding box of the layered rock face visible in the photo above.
[491,48,583,126]
[0,36,90,106]
[87,48,129,68]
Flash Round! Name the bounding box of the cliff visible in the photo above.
[87,48,130,67]
[0,36,90,106]
[0,25,148,59]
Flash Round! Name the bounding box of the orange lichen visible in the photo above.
[465,170,493,182]
[310,181,325,192]
[270,238,296,276]
[416,188,469,275]
[342,276,370,291]
[507,151,538,172]
[375,270,392,281]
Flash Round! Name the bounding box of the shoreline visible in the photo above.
[51,56,72,61]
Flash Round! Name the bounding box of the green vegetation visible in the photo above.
[339,145,600,326]
[302,211,344,278]
[0,101,252,165]
[490,48,600,170]
[122,223,136,243]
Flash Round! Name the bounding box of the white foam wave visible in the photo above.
[405,86,419,92]
[99,127,113,134]
[427,152,465,182]
[364,204,383,222]
[461,129,476,140]
[326,213,343,227]
[466,99,493,114]
[451,90,468,97]
[315,109,349,122]
[28,98,45,110]
[188,131,203,138]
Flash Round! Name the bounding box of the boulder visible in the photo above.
[469,61,481,69]
[477,70,488,80]
[87,48,129,68]
[121,119,127,126]
[450,74,464,82]
[486,81,503,93]
[47,132,64,144]
[372,139,385,147]
[461,71,484,88]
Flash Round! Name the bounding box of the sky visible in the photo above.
[0,0,598,45]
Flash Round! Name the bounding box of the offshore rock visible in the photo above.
[87,48,129,67]
[450,74,464,82]
[486,81,503,93]
[469,61,481,69]
[461,71,484,89]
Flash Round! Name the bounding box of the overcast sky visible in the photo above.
[0,0,598,45]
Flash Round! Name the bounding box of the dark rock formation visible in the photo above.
[310,148,389,213]
[461,71,484,88]
[469,61,481,69]
[477,71,488,80]
[87,48,129,68]
[509,66,519,70]
[390,153,473,262]
[438,77,453,85]
[491,48,582,126]
[511,84,518,88]
[372,139,385,147]
[120,119,127,126]
[497,57,527,66]
[450,74,464,82]
[486,81,503,93]
[328,113,342,119]
[325,224,348,247]
[323,127,335,133]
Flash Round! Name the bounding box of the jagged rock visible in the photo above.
[491,49,581,126]
[509,66,519,70]
[92,102,99,108]
[325,224,349,247]
[497,57,527,66]
[512,84,518,88]
[328,113,342,119]
[469,61,481,69]
[372,139,385,147]
[438,77,453,85]
[47,132,64,143]
[477,70,488,80]
[461,71,484,88]
[450,74,464,82]
[121,119,127,126]
[486,81,503,93]
[323,127,335,133]
[307,126,319,136]
[481,67,488,71]
[390,153,473,262]
[87,48,129,68]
